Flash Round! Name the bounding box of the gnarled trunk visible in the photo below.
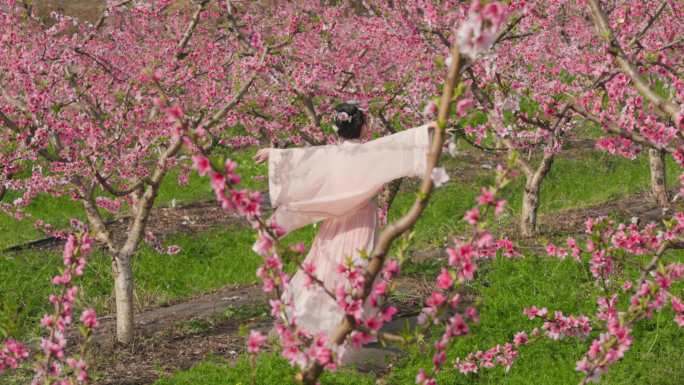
[649,148,668,207]
[519,153,554,238]
[113,255,135,344]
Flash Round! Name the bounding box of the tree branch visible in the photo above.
[586,0,681,123]
[628,1,668,49]
[176,0,209,60]
[79,181,117,254]
[298,45,464,384]
[568,102,678,153]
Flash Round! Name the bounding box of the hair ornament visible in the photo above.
[336,111,352,122]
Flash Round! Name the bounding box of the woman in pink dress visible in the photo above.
[254,103,433,353]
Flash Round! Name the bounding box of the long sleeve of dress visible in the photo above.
[268,124,431,233]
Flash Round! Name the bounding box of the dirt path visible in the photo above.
[537,190,681,236]
[88,284,269,385]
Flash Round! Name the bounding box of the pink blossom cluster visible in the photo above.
[346,262,401,350]
[551,217,684,383]
[143,231,182,256]
[456,1,507,59]
[524,307,591,340]
[454,337,526,374]
[575,298,633,382]
[94,196,121,214]
[33,232,98,384]
[0,339,29,374]
[415,165,517,384]
[0,231,98,383]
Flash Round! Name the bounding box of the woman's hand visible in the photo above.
[253,148,271,164]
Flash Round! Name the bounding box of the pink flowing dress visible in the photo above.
[267,124,431,342]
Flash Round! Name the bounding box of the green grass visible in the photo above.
[149,253,684,385]
[385,255,684,385]
[153,354,374,385]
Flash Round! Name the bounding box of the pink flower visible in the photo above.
[415,368,429,384]
[513,331,528,346]
[523,306,548,320]
[383,260,400,280]
[225,159,237,173]
[436,268,454,290]
[247,330,267,353]
[192,155,211,177]
[477,188,494,205]
[350,330,374,349]
[252,233,273,256]
[210,172,226,192]
[465,307,479,323]
[448,313,469,336]
[166,245,181,255]
[165,105,184,122]
[290,242,307,254]
[426,291,446,308]
[456,98,475,117]
[494,199,507,216]
[433,350,446,367]
[460,260,476,280]
[672,297,684,313]
[365,316,383,331]
[63,234,76,265]
[381,306,398,322]
[80,309,99,329]
[423,100,438,117]
[464,208,480,225]
[302,262,317,288]
[481,2,507,25]
[40,314,54,328]
[675,315,684,327]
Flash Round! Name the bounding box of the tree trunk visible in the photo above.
[113,254,134,345]
[519,154,554,238]
[649,148,668,207]
[521,182,540,238]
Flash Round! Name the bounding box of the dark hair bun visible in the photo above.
[333,103,365,140]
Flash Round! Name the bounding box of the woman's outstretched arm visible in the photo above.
[253,148,271,164]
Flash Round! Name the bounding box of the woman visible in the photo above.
[254,103,434,353]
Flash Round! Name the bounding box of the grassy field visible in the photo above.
[152,257,684,385]
[2,146,684,384]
